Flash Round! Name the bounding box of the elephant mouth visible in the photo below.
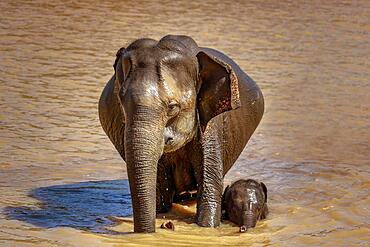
[163,128,195,153]
[163,141,181,153]
[163,133,191,153]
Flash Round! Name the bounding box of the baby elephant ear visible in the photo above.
[196,51,241,132]
[260,182,267,203]
[222,185,230,205]
[221,185,230,220]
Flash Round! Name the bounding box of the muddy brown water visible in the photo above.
[0,0,369,246]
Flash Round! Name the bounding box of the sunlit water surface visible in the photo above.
[0,0,369,246]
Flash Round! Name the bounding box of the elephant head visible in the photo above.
[222,179,268,232]
[113,36,241,232]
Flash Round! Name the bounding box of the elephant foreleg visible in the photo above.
[196,126,223,227]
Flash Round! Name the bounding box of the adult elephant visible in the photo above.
[98,35,264,233]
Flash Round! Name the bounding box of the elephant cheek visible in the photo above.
[163,120,196,153]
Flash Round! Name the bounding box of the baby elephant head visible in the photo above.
[222,179,268,232]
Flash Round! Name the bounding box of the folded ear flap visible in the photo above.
[114,47,131,86]
[260,182,267,203]
[113,47,125,71]
[196,51,241,132]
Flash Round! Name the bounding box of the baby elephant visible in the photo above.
[222,179,268,232]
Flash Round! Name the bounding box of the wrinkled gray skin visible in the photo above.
[98,35,264,233]
[222,179,268,231]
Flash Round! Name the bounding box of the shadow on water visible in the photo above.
[4,180,133,233]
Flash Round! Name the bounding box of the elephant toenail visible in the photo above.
[239,225,247,233]
[160,221,175,231]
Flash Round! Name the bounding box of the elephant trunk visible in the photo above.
[124,108,164,233]
[241,211,257,231]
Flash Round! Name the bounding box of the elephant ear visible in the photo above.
[260,182,267,203]
[114,47,131,86]
[221,185,230,220]
[196,51,241,132]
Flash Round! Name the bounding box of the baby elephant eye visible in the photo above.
[167,101,180,117]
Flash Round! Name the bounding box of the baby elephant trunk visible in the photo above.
[239,212,257,233]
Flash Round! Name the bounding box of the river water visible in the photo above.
[0,0,369,246]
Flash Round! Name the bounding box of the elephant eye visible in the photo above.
[167,101,180,117]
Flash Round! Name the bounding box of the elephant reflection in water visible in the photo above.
[99,35,264,233]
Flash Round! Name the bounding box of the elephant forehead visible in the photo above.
[128,47,161,67]
[120,72,162,110]
[143,83,160,98]
[160,67,194,102]
[247,188,258,204]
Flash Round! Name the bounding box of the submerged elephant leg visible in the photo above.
[196,125,223,227]
[156,160,175,213]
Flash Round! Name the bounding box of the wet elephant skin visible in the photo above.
[98,35,264,233]
[222,179,268,231]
